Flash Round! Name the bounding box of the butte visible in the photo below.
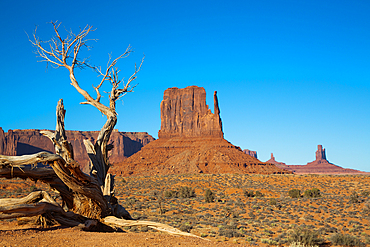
[111,86,290,176]
[268,145,369,175]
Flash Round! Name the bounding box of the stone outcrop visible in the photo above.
[0,128,155,170]
[315,144,326,160]
[266,153,286,167]
[243,149,258,159]
[112,86,291,176]
[158,86,223,139]
[0,128,16,156]
[270,145,369,175]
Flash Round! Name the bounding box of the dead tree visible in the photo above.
[0,22,202,238]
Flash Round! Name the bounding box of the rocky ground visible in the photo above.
[1,174,370,246]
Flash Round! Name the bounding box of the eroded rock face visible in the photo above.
[243,149,258,159]
[158,86,223,138]
[0,128,16,156]
[0,128,155,170]
[315,144,326,160]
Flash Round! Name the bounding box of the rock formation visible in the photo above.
[315,144,326,160]
[112,86,291,176]
[158,86,223,138]
[270,145,369,175]
[0,127,155,171]
[266,153,286,167]
[243,149,258,159]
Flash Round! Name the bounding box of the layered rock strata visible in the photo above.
[158,86,223,138]
[0,127,154,170]
[243,149,258,159]
[112,86,291,176]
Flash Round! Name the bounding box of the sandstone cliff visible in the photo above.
[112,86,290,176]
[0,127,155,170]
[243,149,258,159]
[158,86,223,139]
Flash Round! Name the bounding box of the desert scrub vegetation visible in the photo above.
[289,189,302,198]
[243,190,264,197]
[4,173,370,244]
[164,186,196,198]
[303,188,321,198]
[288,226,324,246]
[349,192,360,204]
[362,200,370,217]
[204,188,215,203]
[330,233,365,246]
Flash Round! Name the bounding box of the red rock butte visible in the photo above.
[158,86,223,139]
[0,127,154,172]
[112,86,290,176]
[269,145,369,175]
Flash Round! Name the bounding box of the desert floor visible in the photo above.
[1,174,369,246]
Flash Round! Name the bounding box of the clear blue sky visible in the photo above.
[0,1,369,171]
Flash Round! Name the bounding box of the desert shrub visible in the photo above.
[288,227,324,247]
[261,238,279,245]
[360,190,369,197]
[219,227,244,238]
[164,190,177,198]
[179,186,195,198]
[362,200,370,217]
[269,198,277,206]
[163,186,195,198]
[16,188,23,194]
[330,233,364,246]
[255,191,264,197]
[244,190,264,197]
[304,188,321,198]
[289,189,301,198]
[179,224,192,233]
[349,192,360,204]
[204,188,215,203]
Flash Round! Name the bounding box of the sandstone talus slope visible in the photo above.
[112,137,288,176]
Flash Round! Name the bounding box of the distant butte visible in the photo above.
[0,127,154,172]
[243,149,258,159]
[112,86,290,176]
[268,145,369,175]
[266,153,286,167]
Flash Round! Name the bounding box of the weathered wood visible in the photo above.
[103,216,208,240]
[0,191,58,207]
[0,152,62,166]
